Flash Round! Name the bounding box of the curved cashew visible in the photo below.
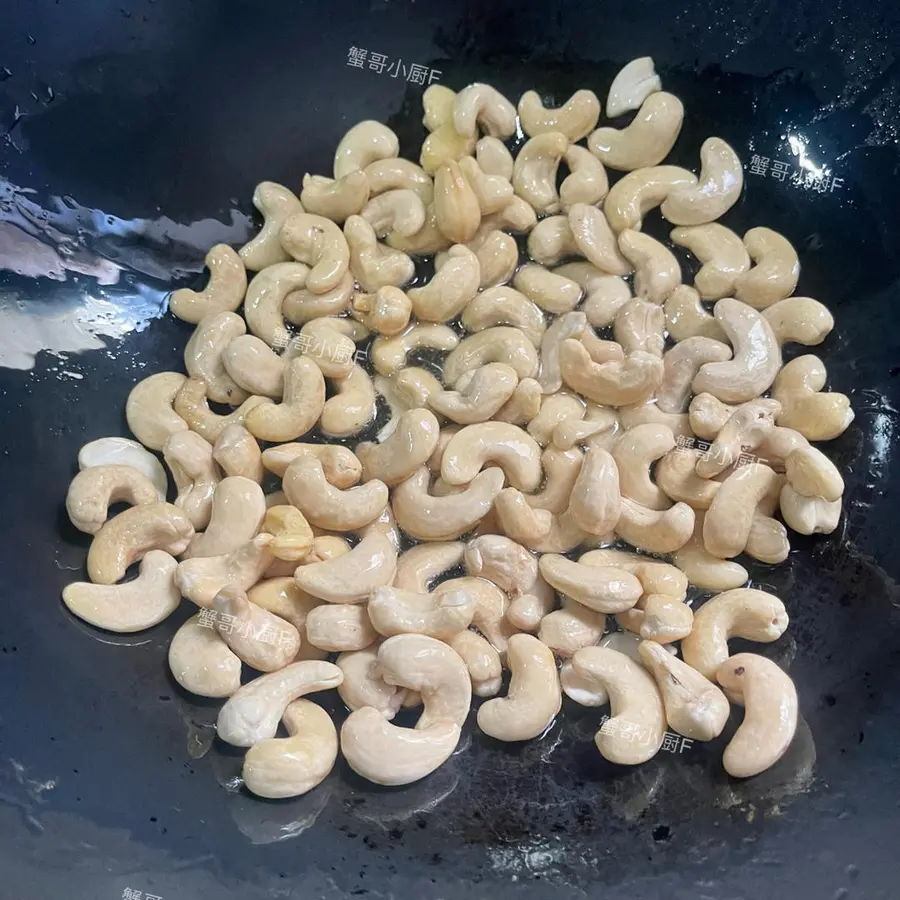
[261,442,361,488]
[561,266,633,329]
[185,476,265,559]
[559,339,662,406]
[176,533,275,608]
[567,446,621,534]
[320,364,377,438]
[448,630,502,697]
[212,425,263,484]
[572,646,666,763]
[526,215,580,267]
[249,577,319,636]
[475,135,514,179]
[604,165,697,233]
[672,512,748,591]
[613,299,665,357]
[217,659,343,747]
[615,497,694,554]
[618,229,681,303]
[477,634,561,741]
[441,422,542,491]
[460,287,546,347]
[458,155,514,215]
[260,505,314,562]
[174,376,271,444]
[63,550,179,632]
[639,640,730,741]
[696,398,781,478]
[453,83,517,139]
[282,270,355,326]
[168,613,242,697]
[77,437,167,500]
[568,204,632,276]
[460,228,518,288]
[66,465,159,536]
[420,123,477,178]
[478,195,538,234]
[664,284,727,342]
[371,323,459,376]
[162,430,219,529]
[294,530,396,604]
[423,84,456,131]
[428,363,518,424]
[618,401,690,440]
[528,391,585,445]
[356,408,440,485]
[607,57,662,118]
[512,132,568,215]
[538,597,606,657]
[745,513,790,565]
[87,502,193,585]
[552,401,618,451]
[762,296,834,346]
[692,298,781,403]
[494,491,588,552]
[301,170,369,223]
[337,647,405,719]
[242,262,307,346]
[365,158,434,203]
[368,586,475,640]
[784,446,843,502]
[688,392,734,439]
[658,336,732,413]
[772,355,854,440]
[351,285,412,336]
[560,145,609,211]
[661,138,743,225]
[241,357,324,443]
[283,455,387,532]
[408,245,479,322]
[334,120,399,179]
[359,188,427,242]
[540,554,642,613]
[437,576,515,654]
[305,603,378,652]
[671,223,750,300]
[588,92,684,171]
[733,227,800,309]
[392,466,504,541]
[616,593,694,643]
[344,214,414,292]
[526,445,583,514]
[239,182,304,271]
[580,551,688,601]
[443,327,539,385]
[392,367,443,410]
[492,376,541,425]
[183,312,248,405]
[779,484,841,535]
[126,372,189,452]
[395,542,465,592]
[518,89,600,141]
[280,213,351,295]
[514,265,583,314]
[681,588,788,680]
[655,448,719,510]
[221,335,285,399]
[169,244,246,324]
[717,653,798,778]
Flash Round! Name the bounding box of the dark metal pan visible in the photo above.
[2,1,899,897]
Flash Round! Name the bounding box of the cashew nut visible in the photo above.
[567,203,632,276]
[239,356,323,442]
[428,363,519,424]
[604,165,698,233]
[440,422,542,491]
[248,576,320,634]
[448,630,502,697]
[423,84,456,131]
[614,497,694,554]
[654,447,719,510]
[657,336,732,413]
[618,401,690,440]
[538,596,606,657]
[320,364,377,438]
[672,512,749,591]
[457,155,514,215]
[169,244,246,324]
[566,446,621,534]
[771,355,854,440]
[671,223,750,300]
[443,327,539,386]
[526,445,583,514]
[733,227,800,309]
[337,646,406,719]
[66,465,160,536]
[282,271,355,325]
[779,484,842,535]
[512,132,568,215]
[364,158,434,202]
[260,505,314,562]
[784,445,843,502]
[526,215,581,267]
[559,145,609,211]
[420,124,477,178]
[368,586,475,640]
[618,229,681,304]
[176,533,275,608]
[661,138,743,225]
[212,424,264,484]
[606,57,662,118]
[559,339,662,406]
[681,588,789,681]
[344,214,415,291]
[280,213,351,295]
[334,120,399,179]
[77,437,168,500]
[453,83,517,139]
[174,376,271,444]
[436,575,515,654]
[351,285,412,336]
[616,593,694,644]
[475,135,515,179]
[478,195,538,234]
[356,410,438,485]
[392,367,444,410]
[528,391,585,445]
[613,299,666,358]
[762,296,834,346]
[494,490,588,552]
[168,613,242,698]
[717,653,798,778]
[664,284,727,342]
[395,542,465,593]
[540,554,642,614]
[126,372,189,451]
[408,244,479,322]
[696,398,781,478]
[460,287,546,348]
[301,170,370,223]
[162,430,219,529]
[239,182,304,271]
[182,311,248,405]
[514,264,583,314]
[184,476,265,559]
[493,376,542,425]
[221,335,285,399]
[371,323,459,376]
[305,603,378,652]
[460,228,519,288]
[261,442,362,488]
[433,160,482,245]
[359,188,426,238]
[552,401,618,451]
[588,92,684,171]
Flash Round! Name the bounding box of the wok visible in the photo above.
[1,0,899,897]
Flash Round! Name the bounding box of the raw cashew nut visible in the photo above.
[344,214,414,292]
[431,160,482,247]
[696,399,781,478]
[66,465,160,535]
[334,120,399,179]
[762,296,834,346]
[779,484,842,535]
[529,391,585,446]
[477,634,561,741]
[476,371,538,426]
[437,575,515,654]
[661,138,743,225]
[242,357,324,443]
[538,597,606,657]
[611,423,674,510]
[169,244,246,324]
[772,355,854,440]
[672,512,749,591]
[539,554,642,613]
[514,264,583,314]
[392,466,504,541]
[174,376,271,444]
[717,654,798,778]
[371,323,459,376]
[567,446,621,534]
[283,271,355,325]
[368,587,475,640]
[243,698,338,799]
[395,542,465,592]
[588,92,684,171]
[163,431,220,529]
[572,646,666,764]
[420,125,477,178]
[664,284,727,342]
[408,244,480,322]
[392,367,443,410]
[618,401,690,439]
[176,533,275,608]
[638,641,730,741]
[618,229,681,304]
[494,492,588,552]
[559,339,662,406]
[221,335,285,399]
[606,57,662,118]
[671,223,750,300]
[320,364,377,438]
[87,502,194,585]
[63,550,180,632]
[460,288,546,347]
[364,158,434,202]
[168,613,242,698]
[615,497,694,554]
[305,603,378,652]
[352,285,412,336]
[280,213,351,295]
[525,445,583,513]
[126,372,189,451]
[248,577,320,634]
[261,506,314,562]
[294,530,397,604]
[440,422,542,491]
[681,588,789,680]
[261,442,362,488]
[513,132,568,215]
[458,155,514,215]
[693,298,781,403]
[301,170,370,223]
[243,262,308,346]
[518,89,600,141]
[463,228,519,288]
[423,84,456,131]
[185,476,266,559]
[658,336,732,413]
[356,408,440,484]
[604,165,698,233]
[616,594,694,644]
[655,448,719,510]
[475,135,514,179]
[443,327,539,385]
[428,363,519,424]
[613,299,666,358]
[453,83,517,139]
[688,392,735,439]
[559,145,609,211]
[360,188,426,238]
[239,182,304,271]
[555,265,631,329]
[526,215,581,267]
[217,660,343,747]
[448,630,502,697]
[337,647,406,719]
[478,195,538,233]
[183,311,249,405]
[567,204,632,276]
[784,446,844,502]
[212,425,264,483]
[77,437,167,500]
[733,227,800,309]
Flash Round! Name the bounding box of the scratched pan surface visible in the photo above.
[1,1,900,898]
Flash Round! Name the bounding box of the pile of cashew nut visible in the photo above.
[62,58,852,796]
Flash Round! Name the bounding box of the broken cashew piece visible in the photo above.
[671,223,750,300]
[260,506,314,562]
[661,138,744,225]
[771,355,854,441]
[613,298,665,357]
[696,398,781,478]
[733,227,800,309]
[606,57,662,118]
[334,120,399,179]
[169,244,246,324]
[126,372,189,452]
[168,613,242,698]
[239,182,303,271]
[518,89,600,142]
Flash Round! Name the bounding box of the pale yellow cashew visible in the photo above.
[512,132,568,215]
[368,586,476,640]
[392,466,504,541]
[66,465,160,535]
[440,422,542,491]
[87,502,194,585]
[169,243,247,324]
[526,445,583,514]
[494,376,542,425]
[771,354,854,440]
[344,214,414,292]
[681,588,788,680]
[176,533,275,608]
[183,313,249,408]
[163,430,219,530]
[395,542,466,593]
[448,630,503,697]
[392,367,444,409]
[174,376,271,444]
[779,484,842,535]
[185,476,266,560]
[477,634,561,741]
[560,145,609,211]
[78,437,167,500]
[733,227,800,309]
[351,285,412,336]
[528,391,585,446]
[558,339,663,407]
[300,170,370,223]
[664,284,727,342]
[337,646,406,719]
[616,594,694,644]
[334,120,399,179]
[364,158,434,202]
[556,264,632,328]
[221,335,285,399]
[436,575,515,654]
[279,212,351,296]
[420,125,477,177]
[717,653,798,778]
[126,372,189,452]
[453,83,517,138]
[670,223,750,300]
[606,57,662,118]
[457,155,514,215]
[692,298,782,403]
[657,336,732,413]
[168,613,242,698]
[654,448,719,510]
[588,92,684,170]
[537,311,587,394]
[460,287,546,347]
[618,229,681,304]
[696,398,781,478]
[478,195,538,233]
[638,640,730,741]
[427,363,519,424]
[572,646,666,764]
[615,497,694,554]
[461,228,519,288]
[604,165,697,233]
[433,160,482,244]
[371,323,459,376]
[494,490,588,552]
[360,188,427,238]
[260,506,314,562]
[249,578,320,632]
[687,392,735,439]
[514,264,583,314]
[538,597,606,657]
[242,262,307,347]
[475,135,515,179]
[784,445,844,502]
[212,424,264,484]
[618,401,690,439]
[539,554,642,613]
[762,296,834,346]
[567,446,621,534]
[579,550,688,603]
[261,442,362,488]
[63,550,180,633]
[356,408,440,484]
[423,84,457,132]
[661,138,743,225]
[443,327,539,385]
[305,603,378,652]
[320,364,377,438]
[567,203,632,276]
[526,215,581,267]
[408,244,480,322]
[518,89,600,141]
[613,299,666,357]
[241,357,324,443]
[671,512,749,590]
[239,182,304,271]
[611,423,674,510]
[384,203,454,256]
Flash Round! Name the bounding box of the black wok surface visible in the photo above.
[2,1,900,897]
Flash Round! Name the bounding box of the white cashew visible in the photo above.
[567,446,621,535]
[334,120,399,179]
[239,182,304,271]
[408,244,480,322]
[514,264,583,314]
[176,534,275,608]
[559,339,662,406]
[657,336,732,413]
[185,476,266,559]
[371,323,459,376]
[392,367,444,410]
[428,363,519,424]
[784,445,843,501]
[183,311,249,405]
[77,437,167,500]
[248,577,319,636]
[461,228,519,288]
[261,442,361,488]
[356,408,440,484]
[448,630,502,697]
[351,285,412,336]
[443,327,539,385]
[613,298,665,357]
[475,135,514,179]
[604,165,697,233]
[664,284,727,342]
[528,391,585,445]
[618,401,690,440]
[126,372,189,451]
[437,575,515,654]
[567,203,632,276]
[616,594,693,644]
[169,243,246,324]
[558,264,632,328]
[453,83,517,138]
[337,647,406,719]
[779,484,842,535]
[221,335,285,398]
[512,132,568,215]
[260,506,314,562]
[360,188,426,238]
[772,355,854,440]
[494,491,588,552]
[66,465,160,536]
[560,145,609,211]
[320,364,378,438]
[540,554,642,613]
[671,223,750,300]
[395,542,465,592]
[696,398,781,478]
[460,287,546,347]
[478,195,538,233]
[526,445,583,514]
[423,84,456,131]
[493,376,542,425]
[615,497,694,554]
[517,88,599,140]
[420,124,477,178]
[174,376,272,444]
[305,603,378,652]
[280,212,351,295]
[243,356,325,443]
[364,157,434,202]
[368,586,475,640]
[243,261,308,346]
[654,447,719,510]
[168,613,242,698]
[457,155,514,215]
[283,271,355,325]
[162,430,219,530]
[301,170,370,223]
[440,422,542,491]
[433,160,482,244]
[344,214,414,292]
[687,392,735,439]
[672,512,748,591]
[661,138,743,225]
[762,296,834,346]
[733,227,800,309]
[526,215,581,267]
[606,57,662,118]
[538,597,606,657]
[212,425,264,484]
[618,229,681,303]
